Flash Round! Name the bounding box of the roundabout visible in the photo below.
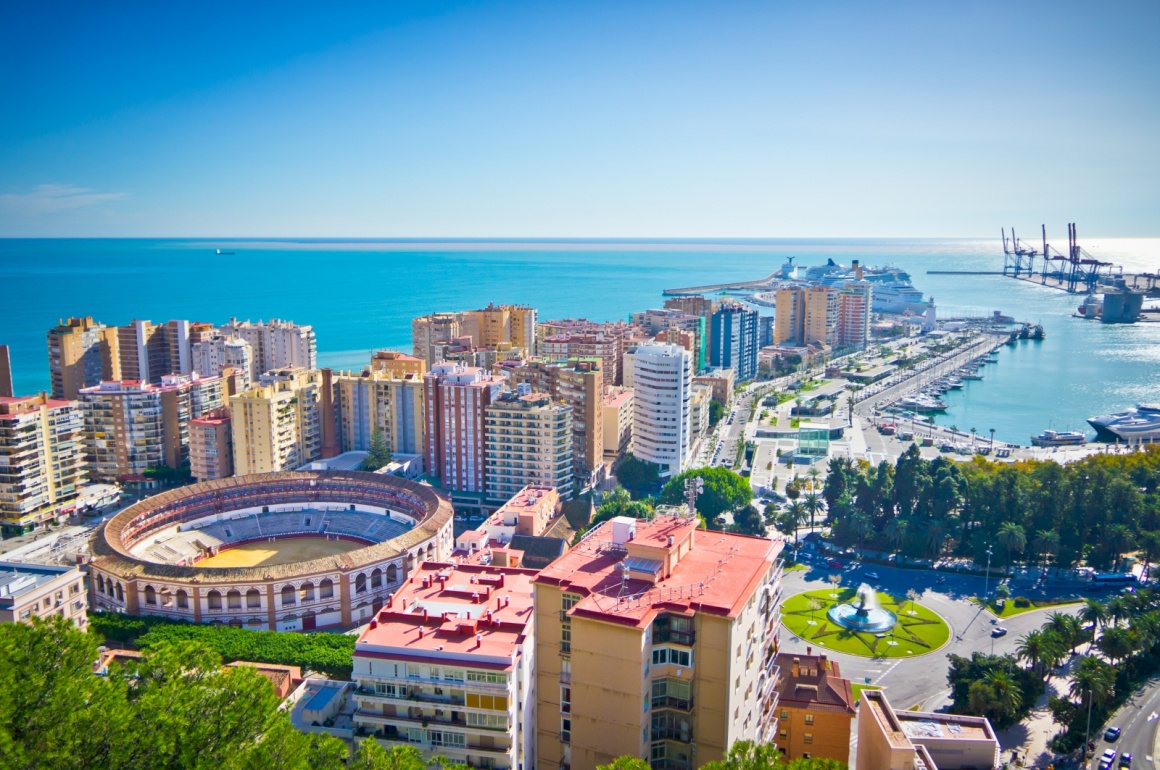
[781,585,950,658]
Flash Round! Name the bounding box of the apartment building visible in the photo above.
[630,309,706,373]
[189,408,233,482]
[537,320,641,387]
[662,296,716,320]
[467,303,537,353]
[804,286,840,348]
[412,307,537,368]
[351,562,539,770]
[192,334,254,390]
[219,318,317,380]
[773,287,805,347]
[424,363,505,497]
[230,368,322,474]
[772,652,855,764]
[47,316,117,400]
[0,395,86,534]
[533,513,785,770]
[631,343,692,478]
[333,369,426,456]
[370,350,428,379]
[838,281,873,350]
[602,388,634,464]
[693,368,735,406]
[412,313,465,367]
[504,357,604,492]
[80,373,224,481]
[0,562,88,628]
[689,383,712,440]
[484,386,573,507]
[709,304,759,382]
[115,319,194,382]
[858,690,1000,770]
[0,345,14,398]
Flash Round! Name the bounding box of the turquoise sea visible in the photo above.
[1,238,1157,445]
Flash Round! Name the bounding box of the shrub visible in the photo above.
[1013,596,1032,608]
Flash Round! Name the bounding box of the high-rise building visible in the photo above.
[424,363,504,496]
[115,319,195,383]
[602,388,634,464]
[484,386,573,506]
[631,309,706,372]
[758,315,774,348]
[218,318,317,380]
[351,561,539,770]
[412,306,537,368]
[663,296,716,319]
[369,350,427,379]
[0,395,87,534]
[0,345,13,398]
[464,303,537,353]
[333,369,426,457]
[412,312,464,367]
[47,317,117,400]
[631,343,692,478]
[533,513,785,769]
[191,334,254,390]
[709,304,759,381]
[0,562,89,628]
[80,373,224,481]
[189,408,233,482]
[505,357,604,491]
[773,287,806,346]
[838,281,873,350]
[229,368,322,474]
[537,320,641,387]
[804,286,839,347]
[689,382,712,439]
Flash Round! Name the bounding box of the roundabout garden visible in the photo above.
[781,585,950,658]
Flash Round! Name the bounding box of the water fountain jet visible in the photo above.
[827,583,897,633]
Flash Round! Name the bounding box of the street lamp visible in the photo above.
[1084,688,1093,760]
[983,546,994,605]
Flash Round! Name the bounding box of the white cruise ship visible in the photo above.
[1088,403,1160,442]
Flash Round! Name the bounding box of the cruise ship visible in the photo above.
[807,261,930,314]
[1031,430,1088,447]
[1088,403,1160,442]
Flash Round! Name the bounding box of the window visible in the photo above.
[375,683,397,696]
[780,710,789,719]
[651,646,692,667]
[176,590,189,609]
[805,714,814,725]
[246,589,261,608]
[561,623,572,653]
[70,583,79,595]
[560,717,571,743]
[561,686,571,714]
[560,658,572,683]
[467,670,506,684]
[207,591,222,610]
[144,586,157,605]
[804,734,813,743]
[227,590,242,609]
[562,592,580,611]
[465,693,508,710]
[320,578,334,598]
[651,678,692,709]
[467,712,507,728]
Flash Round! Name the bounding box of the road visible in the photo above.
[1089,678,1160,769]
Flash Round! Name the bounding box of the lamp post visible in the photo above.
[983,546,994,606]
[1084,688,1093,760]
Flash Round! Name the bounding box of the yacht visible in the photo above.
[1088,403,1160,441]
[898,395,947,413]
[1031,430,1088,447]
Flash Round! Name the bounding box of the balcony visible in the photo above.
[652,630,695,646]
[650,726,692,744]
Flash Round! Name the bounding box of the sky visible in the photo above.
[1,1,1158,238]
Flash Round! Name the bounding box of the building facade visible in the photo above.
[47,316,117,400]
[857,689,1001,770]
[192,334,254,390]
[533,514,785,770]
[602,388,634,464]
[838,281,873,350]
[351,562,539,770]
[334,369,426,457]
[189,408,234,482]
[424,363,504,497]
[0,395,87,534]
[80,373,225,481]
[230,368,322,475]
[804,286,839,347]
[116,319,195,383]
[709,304,759,382]
[773,287,805,347]
[484,387,573,506]
[773,652,855,763]
[219,318,317,380]
[370,350,428,379]
[631,344,692,478]
[0,562,88,628]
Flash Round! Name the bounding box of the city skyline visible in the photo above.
[2,1,1158,238]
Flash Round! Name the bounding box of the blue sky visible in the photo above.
[1,1,1157,237]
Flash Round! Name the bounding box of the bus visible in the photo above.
[1090,573,1138,588]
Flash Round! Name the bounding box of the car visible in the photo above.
[826,559,843,569]
[1105,726,1122,741]
[1119,752,1132,767]
[865,572,880,580]
[1099,749,1117,770]
[990,627,1007,638]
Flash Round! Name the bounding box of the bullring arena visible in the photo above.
[89,470,454,631]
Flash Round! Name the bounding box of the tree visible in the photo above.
[996,521,1026,571]
[1079,598,1109,634]
[361,426,393,472]
[1095,626,1135,666]
[659,467,753,521]
[598,757,652,770]
[709,400,726,427]
[803,493,824,531]
[350,741,440,770]
[616,454,661,498]
[1069,656,1115,708]
[1106,524,1136,572]
[730,505,767,537]
[699,739,846,770]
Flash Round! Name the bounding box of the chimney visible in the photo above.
[792,657,800,677]
[418,626,425,638]
[422,608,428,622]
[806,646,812,656]
[369,619,378,630]
[387,596,393,608]
[819,654,828,671]
[667,535,674,547]
[475,633,482,649]
[472,592,480,604]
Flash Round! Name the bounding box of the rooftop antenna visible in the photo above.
[684,477,704,518]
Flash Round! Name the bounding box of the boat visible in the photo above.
[216,248,235,255]
[1108,413,1160,443]
[1030,324,1046,340]
[946,378,964,390]
[1088,403,1160,441]
[1031,430,1088,447]
[962,372,983,381]
[898,395,947,413]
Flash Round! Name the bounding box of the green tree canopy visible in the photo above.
[659,466,754,520]
[361,426,394,472]
[616,453,661,498]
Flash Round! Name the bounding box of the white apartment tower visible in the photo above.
[218,318,317,381]
[631,343,692,478]
[191,335,254,390]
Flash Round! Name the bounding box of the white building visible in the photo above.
[630,343,692,477]
[191,334,254,390]
[218,318,317,380]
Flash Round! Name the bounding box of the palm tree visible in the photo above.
[1070,656,1115,708]
[804,493,823,531]
[884,518,906,554]
[786,500,807,539]
[806,465,822,494]
[970,427,978,449]
[1106,595,1133,627]
[986,669,1023,723]
[1096,626,1136,667]
[989,427,996,450]
[1016,630,1047,675]
[1106,524,1136,572]
[1079,598,1109,635]
[1044,611,1083,653]
[925,520,947,558]
[996,522,1026,573]
[1032,529,1060,569]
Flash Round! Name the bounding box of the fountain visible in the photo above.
[827,583,898,633]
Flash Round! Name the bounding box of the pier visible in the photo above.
[663,271,781,295]
[999,223,1160,297]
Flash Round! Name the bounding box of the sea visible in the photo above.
[1,237,1157,445]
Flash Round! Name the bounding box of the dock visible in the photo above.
[663,271,781,295]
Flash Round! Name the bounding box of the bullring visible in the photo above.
[89,470,454,631]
